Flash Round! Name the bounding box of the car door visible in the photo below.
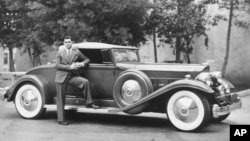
[81,49,116,99]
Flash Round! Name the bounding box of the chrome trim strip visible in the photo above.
[150,77,180,80]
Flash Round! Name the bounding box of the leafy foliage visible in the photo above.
[211,0,250,77]
[1,0,150,69]
[5,0,150,46]
[215,0,250,28]
[0,0,29,71]
[0,0,24,47]
[145,0,216,63]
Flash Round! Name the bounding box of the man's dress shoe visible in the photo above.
[58,121,69,125]
[86,103,100,109]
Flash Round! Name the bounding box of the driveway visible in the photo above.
[0,88,249,141]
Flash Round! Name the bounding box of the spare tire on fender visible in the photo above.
[113,69,153,114]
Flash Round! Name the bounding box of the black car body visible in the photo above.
[1,42,241,132]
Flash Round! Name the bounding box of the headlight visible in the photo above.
[217,78,231,94]
[217,85,227,95]
[196,71,233,94]
[225,86,230,93]
[205,79,213,86]
[210,71,222,78]
[217,78,234,89]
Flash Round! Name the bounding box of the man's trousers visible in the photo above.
[56,76,93,122]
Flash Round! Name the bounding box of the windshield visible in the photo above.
[113,49,139,63]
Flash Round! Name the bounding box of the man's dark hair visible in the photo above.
[64,36,71,40]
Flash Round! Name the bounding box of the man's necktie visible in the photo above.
[67,49,71,61]
[68,49,71,56]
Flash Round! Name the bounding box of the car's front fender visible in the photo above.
[109,79,214,113]
[7,74,54,104]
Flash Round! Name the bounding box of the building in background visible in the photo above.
[0,45,17,72]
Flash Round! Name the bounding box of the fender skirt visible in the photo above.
[7,75,53,104]
[109,79,214,113]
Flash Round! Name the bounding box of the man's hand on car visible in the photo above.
[70,63,81,70]
[75,62,85,67]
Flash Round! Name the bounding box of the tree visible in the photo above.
[222,0,234,77]
[77,0,150,46]
[0,0,26,71]
[145,0,214,63]
[8,0,150,46]
[144,0,161,62]
[4,0,150,68]
[214,0,250,77]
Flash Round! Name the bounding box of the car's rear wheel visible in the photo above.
[113,70,153,114]
[15,84,46,119]
[166,90,210,131]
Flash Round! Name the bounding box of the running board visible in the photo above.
[53,97,118,108]
[108,108,123,113]
[54,97,86,105]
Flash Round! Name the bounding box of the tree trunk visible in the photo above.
[153,27,158,63]
[222,0,233,77]
[186,38,191,64]
[176,0,181,63]
[34,42,41,66]
[8,47,15,72]
[34,54,41,66]
[37,54,41,66]
[186,50,191,63]
[27,47,34,67]
[175,36,181,63]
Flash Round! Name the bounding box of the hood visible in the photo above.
[116,62,209,73]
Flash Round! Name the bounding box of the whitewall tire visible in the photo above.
[15,84,45,119]
[166,90,210,131]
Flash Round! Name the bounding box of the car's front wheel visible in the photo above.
[14,84,46,119]
[166,90,210,132]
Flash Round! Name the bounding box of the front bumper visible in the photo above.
[212,93,241,118]
[0,87,9,101]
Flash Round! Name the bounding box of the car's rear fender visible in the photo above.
[109,79,215,113]
[7,75,54,104]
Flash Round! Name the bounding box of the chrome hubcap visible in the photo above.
[121,80,142,104]
[20,90,38,111]
[173,97,198,123]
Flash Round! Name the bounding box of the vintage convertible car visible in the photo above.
[1,42,241,132]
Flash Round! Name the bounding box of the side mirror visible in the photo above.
[101,49,112,64]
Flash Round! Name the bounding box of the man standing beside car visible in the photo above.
[55,36,99,125]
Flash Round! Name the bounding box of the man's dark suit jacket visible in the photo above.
[55,45,90,84]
